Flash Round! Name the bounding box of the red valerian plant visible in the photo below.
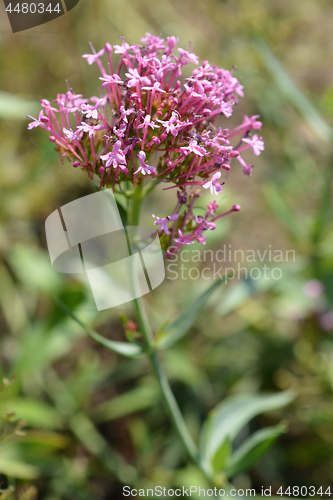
[28,33,263,254]
[27,36,296,488]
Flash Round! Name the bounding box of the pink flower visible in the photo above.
[195,234,207,244]
[113,123,127,138]
[242,164,253,176]
[157,111,191,137]
[220,101,233,117]
[207,201,218,213]
[178,47,199,65]
[152,214,178,234]
[81,102,102,120]
[142,81,166,94]
[174,229,194,245]
[120,105,134,123]
[63,127,79,140]
[194,216,216,232]
[71,97,89,111]
[40,99,58,112]
[77,122,105,137]
[228,115,262,138]
[184,83,205,99]
[100,140,127,171]
[134,151,156,175]
[157,111,178,135]
[194,62,214,79]
[165,36,179,54]
[237,155,253,176]
[203,171,224,195]
[27,110,48,129]
[181,140,207,157]
[138,114,159,131]
[113,40,136,54]
[125,68,151,88]
[243,115,262,130]
[140,33,166,51]
[82,48,106,65]
[241,134,264,156]
[99,74,123,88]
[228,76,244,97]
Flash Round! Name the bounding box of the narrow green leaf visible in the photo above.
[0,91,39,120]
[56,298,143,358]
[156,279,225,349]
[312,154,333,246]
[262,183,305,243]
[92,382,159,422]
[70,413,138,484]
[0,398,63,429]
[200,391,295,470]
[0,457,38,480]
[253,38,333,142]
[212,438,231,473]
[225,424,286,477]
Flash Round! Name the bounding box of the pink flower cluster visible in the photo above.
[28,33,264,254]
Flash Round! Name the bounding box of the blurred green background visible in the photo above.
[1,0,333,498]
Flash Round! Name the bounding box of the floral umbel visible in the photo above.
[28,33,264,255]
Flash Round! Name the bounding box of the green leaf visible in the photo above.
[262,184,305,243]
[56,298,144,358]
[0,398,63,429]
[217,278,257,317]
[200,391,295,472]
[0,92,39,120]
[92,382,159,422]
[70,413,138,484]
[212,438,231,473]
[253,38,333,143]
[156,279,225,349]
[8,245,62,294]
[312,154,333,246]
[225,424,287,477]
[0,456,38,480]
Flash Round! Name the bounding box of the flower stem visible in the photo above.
[128,183,200,468]
[133,293,199,465]
[129,182,144,226]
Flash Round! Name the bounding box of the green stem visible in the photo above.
[133,293,199,465]
[128,182,201,469]
[129,182,144,226]
[311,153,333,277]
